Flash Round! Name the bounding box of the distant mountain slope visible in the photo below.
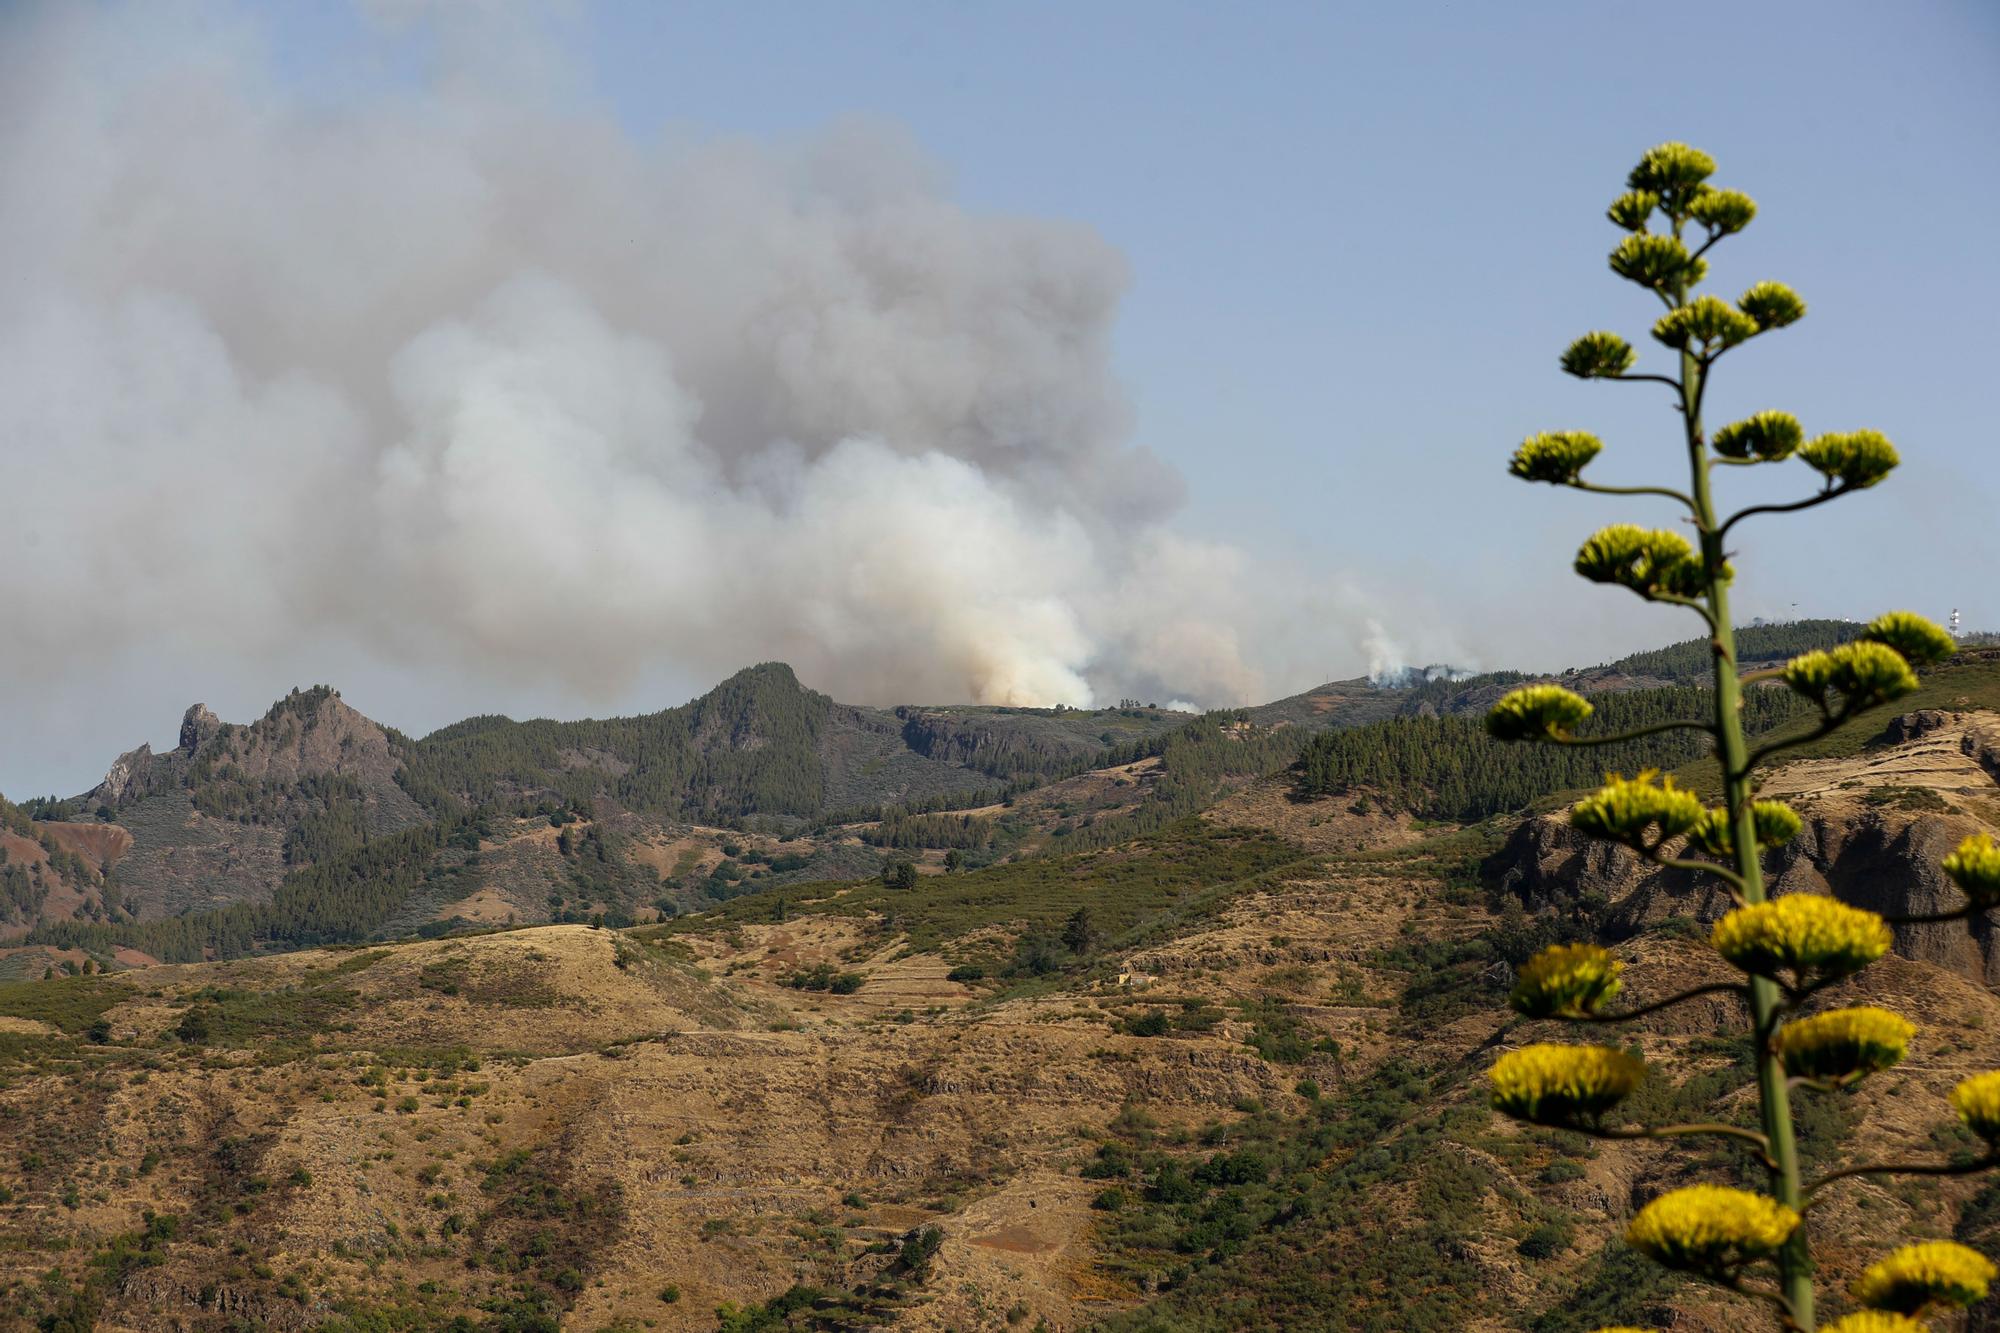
[1595,617,1863,681]
[393,663,1192,820]
[1250,621,1876,734]
[13,628,1987,966]
[9,666,1199,957]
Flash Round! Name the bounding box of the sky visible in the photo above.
[2,0,1996,797]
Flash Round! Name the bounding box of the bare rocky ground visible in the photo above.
[3,714,2000,1329]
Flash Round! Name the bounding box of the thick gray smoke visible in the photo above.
[0,2,1430,789]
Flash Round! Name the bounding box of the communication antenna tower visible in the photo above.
[1951,608,1962,639]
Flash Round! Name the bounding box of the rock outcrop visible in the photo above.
[1486,709,2000,984]
[178,703,221,755]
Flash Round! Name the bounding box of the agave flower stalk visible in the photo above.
[1487,141,1997,1332]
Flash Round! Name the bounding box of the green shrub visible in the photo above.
[1518,1219,1573,1259]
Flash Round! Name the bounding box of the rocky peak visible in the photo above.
[180,704,222,756]
[96,744,155,804]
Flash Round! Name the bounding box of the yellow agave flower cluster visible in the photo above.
[1710,894,1892,982]
[1624,1184,1798,1275]
[1588,1319,1935,1333]
[1560,331,1635,380]
[1509,432,1605,488]
[1570,770,1701,850]
[1588,1320,1933,1333]
[1510,942,1622,1019]
[1652,294,1758,353]
[1486,682,1594,742]
[1686,799,1801,859]
[1775,1006,1913,1083]
[1944,832,2000,909]
[1861,610,1959,666]
[1489,1044,1644,1126]
[1802,430,1901,491]
[1773,610,1950,719]
[1573,525,1711,601]
[1818,1314,1930,1333]
[1952,1070,2000,1142]
[1851,1239,1997,1315]
[1784,641,1918,714]
[1712,409,1803,462]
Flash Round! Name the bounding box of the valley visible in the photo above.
[2,636,2000,1328]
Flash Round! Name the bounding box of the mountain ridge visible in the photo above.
[6,628,1988,973]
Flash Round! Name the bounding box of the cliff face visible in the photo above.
[1485,709,2000,984]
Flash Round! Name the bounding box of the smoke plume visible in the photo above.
[0,1,1431,787]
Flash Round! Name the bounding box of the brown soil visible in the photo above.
[38,822,134,872]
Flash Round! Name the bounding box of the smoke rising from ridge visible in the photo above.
[0,1,1448,785]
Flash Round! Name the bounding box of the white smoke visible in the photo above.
[1362,620,1408,686]
[0,0,1434,783]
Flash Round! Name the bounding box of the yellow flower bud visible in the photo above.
[1738,280,1806,330]
[1944,834,2000,909]
[1711,410,1803,462]
[1510,432,1605,485]
[1571,771,1703,851]
[1861,610,1957,667]
[1605,191,1658,232]
[1951,1070,2000,1142]
[1710,895,1891,982]
[1487,684,1594,742]
[1852,1240,1997,1313]
[1801,429,1899,489]
[1624,1184,1797,1275]
[1776,1006,1912,1082]
[1693,800,1804,856]
[1511,943,1622,1019]
[1489,1044,1644,1126]
[1574,525,1708,601]
[1689,187,1756,234]
[1560,332,1637,379]
[1626,142,1717,197]
[1783,642,1918,714]
[1819,1314,1929,1333]
[1652,295,1759,352]
[1609,234,1706,292]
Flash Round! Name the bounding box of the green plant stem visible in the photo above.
[1682,320,1814,1328]
[1647,856,1748,899]
[1586,1120,1775,1165]
[1573,980,1747,1024]
[1805,1151,2000,1203]
[1566,479,1700,510]
[1549,719,1717,748]
[1652,591,1720,628]
[1744,711,1851,771]
[1719,1274,1806,1333]
[1719,487,1849,542]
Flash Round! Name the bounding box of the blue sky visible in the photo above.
[562,0,2000,637]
